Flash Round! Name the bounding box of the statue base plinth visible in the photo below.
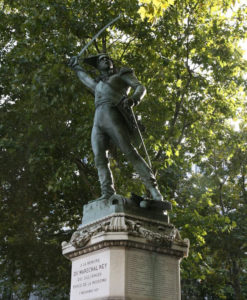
[81,194,172,225]
[62,195,189,300]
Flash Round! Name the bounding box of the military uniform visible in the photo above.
[71,54,163,201]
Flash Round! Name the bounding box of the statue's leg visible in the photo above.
[105,109,163,201]
[91,125,116,200]
[125,148,163,201]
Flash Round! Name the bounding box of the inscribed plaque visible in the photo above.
[70,249,110,300]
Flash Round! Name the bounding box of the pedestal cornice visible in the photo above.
[62,212,189,259]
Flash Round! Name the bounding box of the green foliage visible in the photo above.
[1,0,247,298]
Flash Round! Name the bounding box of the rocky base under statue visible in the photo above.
[81,194,172,225]
[62,194,189,300]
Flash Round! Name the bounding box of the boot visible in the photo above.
[96,164,116,201]
[126,149,163,201]
[148,186,164,201]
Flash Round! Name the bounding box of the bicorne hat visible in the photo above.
[83,53,110,68]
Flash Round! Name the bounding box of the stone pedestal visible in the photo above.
[62,195,189,300]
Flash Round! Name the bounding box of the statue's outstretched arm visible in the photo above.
[68,56,97,93]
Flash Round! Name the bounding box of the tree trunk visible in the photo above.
[230,258,243,300]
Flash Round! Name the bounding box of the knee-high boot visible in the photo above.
[126,149,163,201]
[96,164,116,200]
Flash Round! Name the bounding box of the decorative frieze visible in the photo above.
[62,213,189,259]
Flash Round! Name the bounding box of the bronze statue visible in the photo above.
[69,54,163,202]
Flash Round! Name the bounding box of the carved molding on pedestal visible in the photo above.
[62,214,189,258]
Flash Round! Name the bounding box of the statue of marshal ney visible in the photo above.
[69,54,163,202]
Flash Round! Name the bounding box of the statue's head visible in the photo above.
[97,54,114,72]
[83,54,114,72]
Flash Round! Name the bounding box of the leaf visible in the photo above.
[176,79,182,87]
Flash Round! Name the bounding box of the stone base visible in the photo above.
[67,246,181,300]
[81,194,171,225]
[62,196,189,300]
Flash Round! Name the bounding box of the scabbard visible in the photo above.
[116,98,145,149]
[116,100,136,132]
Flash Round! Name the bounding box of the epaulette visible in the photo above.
[119,67,134,76]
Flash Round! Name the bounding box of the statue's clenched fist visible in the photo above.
[123,97,134,109]
[68,56,78,69]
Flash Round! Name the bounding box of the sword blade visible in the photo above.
[77,15,121,58]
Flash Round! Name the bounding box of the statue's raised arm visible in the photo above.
[68,56,97,94]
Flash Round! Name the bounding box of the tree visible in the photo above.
[175,125,247,299]
[0,0,247,298]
